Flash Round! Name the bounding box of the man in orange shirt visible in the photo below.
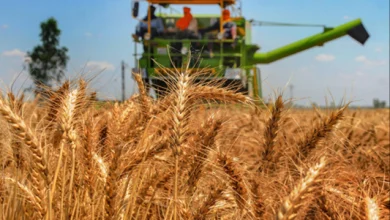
[170,7,200,67]
[199,9,238,58]
[199,9,237,40]
[176,7,193,31]
[175,7,198,36]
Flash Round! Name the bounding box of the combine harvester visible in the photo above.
[130,0,369,100]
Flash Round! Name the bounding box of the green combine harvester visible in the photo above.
[130,0,369,99]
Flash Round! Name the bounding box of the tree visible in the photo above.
[27,17,69,95]
[373,98,386,108]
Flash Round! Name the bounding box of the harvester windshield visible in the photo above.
[147,0,236,5]
[132,0,241,35]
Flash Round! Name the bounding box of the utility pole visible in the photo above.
[121,60,125,102]
[289,84,294,100]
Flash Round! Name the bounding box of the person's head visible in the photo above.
[148,5,156,14]
[183,7,191,16]
[222,9,230,21]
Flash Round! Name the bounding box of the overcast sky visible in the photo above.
[0,0,388,106]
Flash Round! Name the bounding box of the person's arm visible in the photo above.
[200,20,220,33]
[139,21,147,29]
[229,22,238,48]
[231,23,237,39]
[135,21,143,35]
[156,18,165,33]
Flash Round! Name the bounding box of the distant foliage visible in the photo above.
[373,98,386,108]
[27,17,69,94]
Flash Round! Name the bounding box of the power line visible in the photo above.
[289,84,294,100]
[249,20,326,28]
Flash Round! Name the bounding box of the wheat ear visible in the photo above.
[260,95,284,173]
[3,177,44,218]
[298,105,348,159]
[105,146,122,219]
[0,97,48,219]
[132,72,152,121]
[365,197,380,220]
[194,187,224,220]
[187,115,222,196]
[217,153,248,211]
[276,157,327,220]
[167,66,193,220]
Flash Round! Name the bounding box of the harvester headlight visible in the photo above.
[225,68,241,79]
[144,33,151,40]
[217,33,223,40]
[181,47,188,55]
[240,71,248,88]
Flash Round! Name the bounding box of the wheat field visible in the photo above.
[0,67,389,220]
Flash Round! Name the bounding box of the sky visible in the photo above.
[0,0,389,107]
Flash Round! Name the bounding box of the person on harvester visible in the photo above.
[171,7,200,67]
[132,5,165,45]
[132,5,164,85]
[199,9,237,57]
[176,7,198,36]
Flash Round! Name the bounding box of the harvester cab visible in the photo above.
[130,0,370,100]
